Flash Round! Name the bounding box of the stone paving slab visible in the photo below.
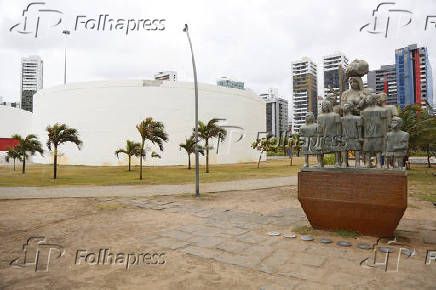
[160,230,192,241]
[214,252,263,269]
[216,241,249,253]
[189,236,226,248]
[237,233,268,244]
[422,230,436,244]
[181,246,222,259]
[148,237,189,250]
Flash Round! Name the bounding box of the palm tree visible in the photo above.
[46,123,83,179]
[4,146,22,171]
[115,140,141,171]
[179,136,204,169]
[12,134,43,174]
[195,119,227,173]
[136,117,169,180]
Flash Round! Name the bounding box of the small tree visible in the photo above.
[4,146,22,171]
[292,134,302,157]
[136,118,169,180]
[196,119,227,173]
[179,136,204,169]
[47,123,82,179]
[115,140,141,171]
[399,105,436,168]
[251,137,278,168]
[12,134,43,174]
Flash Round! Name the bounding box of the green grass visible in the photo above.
[407,165,436,202]
[292,225,318,236]
[0,158,303,187]
[334,230,360,238]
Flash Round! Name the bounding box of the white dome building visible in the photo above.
[27,80,265,166]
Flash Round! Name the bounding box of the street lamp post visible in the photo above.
[62,30,70,85]
[183,24,200,196]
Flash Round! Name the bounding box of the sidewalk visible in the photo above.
[0,176,297,199]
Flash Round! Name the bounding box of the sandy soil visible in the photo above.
[0,187,435,289]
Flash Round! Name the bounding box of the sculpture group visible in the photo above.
[300,59,409,169]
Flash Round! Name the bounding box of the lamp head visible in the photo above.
[183,24,188,32]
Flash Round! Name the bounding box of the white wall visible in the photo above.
[0,106,32,138]
[31,80,265,166]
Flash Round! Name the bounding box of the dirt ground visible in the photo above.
[0,186,435,289]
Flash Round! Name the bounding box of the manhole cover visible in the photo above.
[301,235,314,241]
[337,241,352,247]
[378,247,393,253]
[268,232,280,236]
[284,233,296,239]
[357,243,372,249]
[400,249,415,256]
[319,238,333,243]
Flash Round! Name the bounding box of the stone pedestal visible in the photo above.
[298,167,407,237]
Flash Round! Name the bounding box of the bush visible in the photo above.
[323,154,336,165]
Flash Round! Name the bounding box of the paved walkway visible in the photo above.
[0,176,297,199]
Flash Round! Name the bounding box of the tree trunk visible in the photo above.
[258,151,263,168]
[206,139,209,173]
[22,155,26,174]
[139,142,144,180]
[53,147,58,179]
[290,154,293,166]
[188,154,191,169]
[13,158,16,171]
[128,155,131,171]
[427,145,432,168]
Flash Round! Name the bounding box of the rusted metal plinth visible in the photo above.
[298,167,407,237]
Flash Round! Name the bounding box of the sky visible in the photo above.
[0,0,435,118]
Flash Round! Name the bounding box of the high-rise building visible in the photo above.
[323,52,349,100]
[217,77,244,90]
[259,88,278,101]
[20,55,43,112]
[367,64,397,105]
[395,44,434,112]
[154,71,177,82]
[265,97,288,137]
[292,57,317,133]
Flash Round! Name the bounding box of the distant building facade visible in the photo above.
[217,77,244,90]
[367,64,398,105]
[259,88,278,101]
[292,57,318,133]
[154,71,177,82]
[265,97,288,138]
[395,44,434,112]
[323,52,349,99]
[20,55,43,112]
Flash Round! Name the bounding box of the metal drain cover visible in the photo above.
[378,246,393,253]
[357,243,372,249]
[267,232,280,236]
[301,235,314,241]
[284,233,296,239]
[337,241,352,247]
[319,238,333,243]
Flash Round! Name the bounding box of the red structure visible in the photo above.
[0,138,19,151]
[298,168,407,237]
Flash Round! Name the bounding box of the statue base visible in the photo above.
[298,167,407,237]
